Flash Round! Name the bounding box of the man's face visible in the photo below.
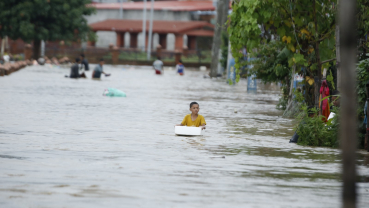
[332,96,340,107]
[100,61,105,66]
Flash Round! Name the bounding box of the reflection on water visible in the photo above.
[0,65,368,207]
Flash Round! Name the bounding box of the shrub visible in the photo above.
[295,105,339,148]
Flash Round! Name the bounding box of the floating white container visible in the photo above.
[175,126,203,136]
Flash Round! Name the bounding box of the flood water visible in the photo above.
[1,65,369,208]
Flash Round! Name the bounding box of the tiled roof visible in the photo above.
[90,1,216,11]
[90,19,214,34]
[185,29,214,37]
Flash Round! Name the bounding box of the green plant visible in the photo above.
[356,56,369,148]
[276,96,288,110]
[296,105,339,147]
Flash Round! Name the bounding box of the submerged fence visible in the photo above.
[44,47,211,67]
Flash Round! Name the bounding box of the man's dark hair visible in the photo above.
[190,102,199,108]
[80,54,85,58]
[75,58,81,63]
[332,90,340,96]
[157,56,161,60]
[179,59,183,64]
[100,58,104,62]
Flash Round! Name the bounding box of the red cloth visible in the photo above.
[320,80,330,122]
[155,70,162,75]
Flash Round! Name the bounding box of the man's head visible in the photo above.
[75,58,81,63]
[331,90,340,107]
[80,54,85,59]
[190,102,200,115]
[157,56,161,60]
[99,58,105,66]
[179,59,183,64]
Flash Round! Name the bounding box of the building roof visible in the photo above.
[90,19,214,35]
[185,29,214,37]
[90,1,216,11]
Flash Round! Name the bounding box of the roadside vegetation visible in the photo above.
[228,0,369,148]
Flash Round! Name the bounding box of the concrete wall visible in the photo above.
[86,9,191,24]
[85,9,192,49]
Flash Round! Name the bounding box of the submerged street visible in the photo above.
[0,65,369,207]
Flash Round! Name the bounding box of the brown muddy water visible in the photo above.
[0,65,368,208]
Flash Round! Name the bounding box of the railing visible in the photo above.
[43,47,211,65]
[182,50,212,64]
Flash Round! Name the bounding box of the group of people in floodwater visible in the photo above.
[151,56,185,75]
[69,54,110,79]
[68,54,195,131]
[70,55,185,79]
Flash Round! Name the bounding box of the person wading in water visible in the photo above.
[92,58,110,79]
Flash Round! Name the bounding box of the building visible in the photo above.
[86,0,217,50]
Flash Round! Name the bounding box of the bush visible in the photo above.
[296,105,339,148]
[356,56,369,148]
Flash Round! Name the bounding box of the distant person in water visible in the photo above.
[80,54,89,71]
[176,102,206,130]
[176,59,184,76]
[153,56,164,75]
[70,58,81,78]
[92,58,110,79]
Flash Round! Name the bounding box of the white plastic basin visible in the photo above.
[175,126,203,136]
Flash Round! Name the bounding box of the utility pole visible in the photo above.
[141,0,147,52]
[339,0,357,207]
[147,0,154,60]
[210,0,229,77]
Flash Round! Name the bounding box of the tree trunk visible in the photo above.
[288,64,296,105]
[1,38,5,56]
[339,0,357,207]
[313,0,322,110]
[33,39,41,60]
[210,0,229,77]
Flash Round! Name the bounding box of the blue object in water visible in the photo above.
[227,58,236,84]
[247,60,257,91]
[103,88,126,97]
[247,74,257,91]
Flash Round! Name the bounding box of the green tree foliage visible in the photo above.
[0,0,96,59]
[358,0,369,60]
[228,0,369,148]
[249,41,291,83]
[356,57,369,148]
[229,0,337,105]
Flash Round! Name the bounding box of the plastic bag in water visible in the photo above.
[103,88,126,97]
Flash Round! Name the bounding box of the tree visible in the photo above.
[229,0,337,108]
[210,0,229,77]
[0,0,95,59]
